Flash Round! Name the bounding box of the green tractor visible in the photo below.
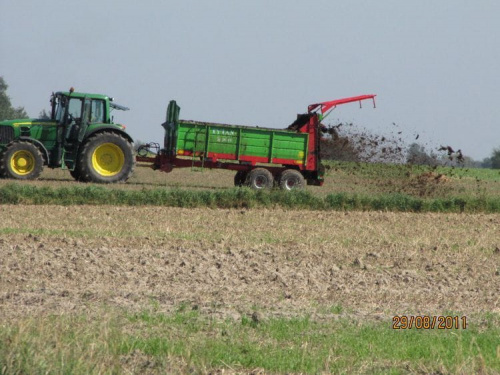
[0,88,135,182]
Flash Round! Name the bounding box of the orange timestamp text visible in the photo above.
[392,315,467,330]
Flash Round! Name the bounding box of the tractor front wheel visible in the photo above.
[77,132,134,183]
[0,142,44,180]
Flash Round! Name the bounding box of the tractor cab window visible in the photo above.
[53,96,66,122]
[68,98,83,123]
[89,100,105,123]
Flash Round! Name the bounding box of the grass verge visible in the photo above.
[1,309,499,374]
[1,183,500,212]
[324,161,500,182]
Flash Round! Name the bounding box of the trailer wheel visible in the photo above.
[245,168,274,189]
[234,171,247,187]
[0,141,44,180]
[78,132,135,183]
[279,169,305,190]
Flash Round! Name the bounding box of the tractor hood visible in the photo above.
[0,118,56,126]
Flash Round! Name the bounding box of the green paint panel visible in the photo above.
[172,120,308,164]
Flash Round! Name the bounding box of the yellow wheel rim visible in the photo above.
[91,143,125,177]
[10,150,35,176]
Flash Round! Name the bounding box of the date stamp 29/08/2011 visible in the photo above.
[392,316,467,330]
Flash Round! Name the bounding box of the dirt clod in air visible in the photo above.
[320,122,407,163]
[317,118,475,199]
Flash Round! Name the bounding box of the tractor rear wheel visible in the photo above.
[77,132,134,183]
[245,168,274,189]
[0,141,44,180]
[278,169,305,190]
[69,168,82,181]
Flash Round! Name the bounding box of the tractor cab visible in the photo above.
[51,89,129,145]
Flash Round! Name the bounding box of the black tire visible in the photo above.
[278,169,305,190]
[234,170,248,187]
[0,141,44,180]
[69,168,82,181]
[77,132,135,183]
[245,168,274,189]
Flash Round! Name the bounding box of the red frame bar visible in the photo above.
[308,94,376,114]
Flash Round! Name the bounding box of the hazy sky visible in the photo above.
[1,0,499,160]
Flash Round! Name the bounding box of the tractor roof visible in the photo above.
[55,91,129,110]
[56,91,110,100]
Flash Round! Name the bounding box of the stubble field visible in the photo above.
[1,165,500,374]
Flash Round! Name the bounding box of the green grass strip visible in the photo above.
[1,183,500,212]
[1,310,499,374]
[324,160,500,182]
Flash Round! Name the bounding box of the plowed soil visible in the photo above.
[1,205,499,321]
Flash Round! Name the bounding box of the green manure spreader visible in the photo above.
[138,95,376,190]
[0,88,134,182]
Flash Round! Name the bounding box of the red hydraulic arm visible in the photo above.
[308,94,376,115]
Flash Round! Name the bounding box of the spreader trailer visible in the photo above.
[137,95,376,190]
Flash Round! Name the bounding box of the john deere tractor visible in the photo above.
[0,89,134,182]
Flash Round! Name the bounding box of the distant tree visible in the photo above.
[39,109,51,119]
[481,157,492,169]
[320,136,362,162]
[406,143,437,166]
[459,156,482,168]
[0,77,28,121]
[491,148,500,169]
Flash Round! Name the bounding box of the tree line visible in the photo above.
[0,77,27,120]
[405,142,499,169]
